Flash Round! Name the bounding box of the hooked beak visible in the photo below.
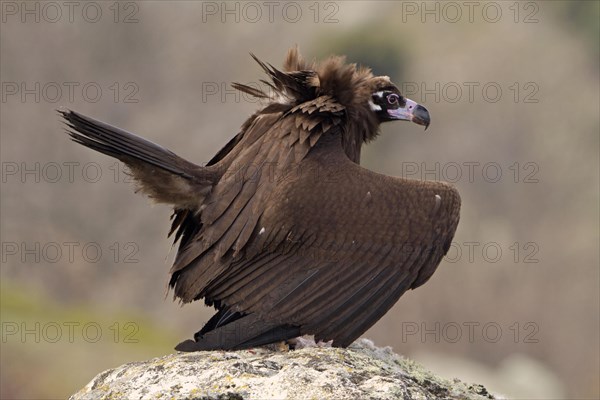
[387,98,431,130]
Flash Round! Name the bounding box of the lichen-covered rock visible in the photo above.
[70,339,497,400]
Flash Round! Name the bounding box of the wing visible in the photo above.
[190,131,460,348]
[169,95,345,303]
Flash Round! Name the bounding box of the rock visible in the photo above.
[70,338,497,400]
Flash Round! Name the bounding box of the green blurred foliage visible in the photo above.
[314,25,408,81]
[1,281,177,399]
[552,0,600,62]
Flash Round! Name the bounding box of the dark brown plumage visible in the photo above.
[60,47,460,351]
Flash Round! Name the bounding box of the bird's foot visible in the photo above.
[287,335,333,350]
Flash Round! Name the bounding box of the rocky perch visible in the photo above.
[70,339,497,400]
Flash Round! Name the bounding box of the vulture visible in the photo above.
[60,47,460,351]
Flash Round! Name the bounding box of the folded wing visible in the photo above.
[177,127,460,348]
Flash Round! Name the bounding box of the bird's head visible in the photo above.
[279,48,431,139]
[367,80,430,129]
[235,47,431,157]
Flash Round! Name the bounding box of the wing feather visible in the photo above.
[170,96,343,302]
[186,133,460,345]
[167,87,459,346]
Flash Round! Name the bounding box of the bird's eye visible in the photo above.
[387,94,399,105]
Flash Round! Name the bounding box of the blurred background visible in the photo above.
[1,1,598,399]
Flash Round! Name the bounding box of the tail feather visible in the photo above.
[175,313,300,351]
[60,108,213,207]
[60,109,193,177]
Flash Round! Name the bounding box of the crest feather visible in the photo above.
[234,47,395,149]
[237,47,389,109]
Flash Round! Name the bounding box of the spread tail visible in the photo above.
[60,109,213,207]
